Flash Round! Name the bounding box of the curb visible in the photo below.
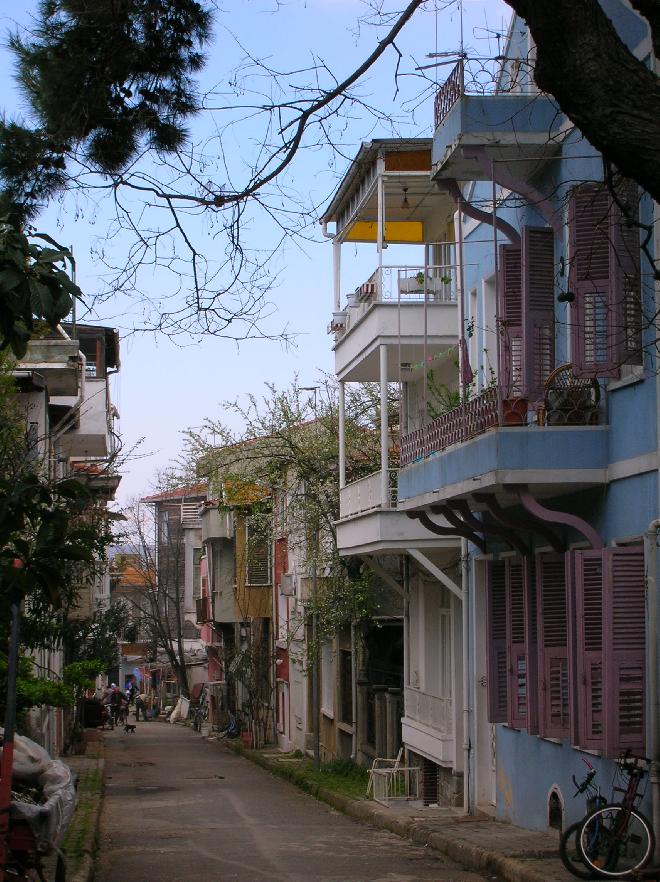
[226,743,560,882]
[64,746,105,882]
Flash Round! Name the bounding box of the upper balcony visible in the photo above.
[332,260,458,381]
[55,377,116,458]
[432,59,561,183]
[337,467,460,557]
[18,338,81,396]
[397,383,609,508]
[200,503,234,541]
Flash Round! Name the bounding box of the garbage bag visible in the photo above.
[1,729,77,852]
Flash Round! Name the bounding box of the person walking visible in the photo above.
[135,692,147,721]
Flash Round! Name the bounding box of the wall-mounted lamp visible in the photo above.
[557,290,575,303]
[401,187,410,210]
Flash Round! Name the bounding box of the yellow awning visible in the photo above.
[344,221,424,244]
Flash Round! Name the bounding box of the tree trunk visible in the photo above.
[506,0,660,203]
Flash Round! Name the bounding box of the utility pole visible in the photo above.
[301,386,321,771]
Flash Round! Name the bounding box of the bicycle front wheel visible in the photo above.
[559,821,595,879]
[578,804,655,878]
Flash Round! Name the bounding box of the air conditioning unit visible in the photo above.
[280,573,295,596]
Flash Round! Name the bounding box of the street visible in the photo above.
[95,723,500,882]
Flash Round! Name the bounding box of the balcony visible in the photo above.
[398,387,609,506]
[432,59,561,182]
[333,260,458,382]
[67,459,121,499]
[200,505,234,541]
[336,469,461,556]
[402,686,455,766]
[18,339,81,396]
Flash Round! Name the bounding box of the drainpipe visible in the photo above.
[350,621,358,761]
[461,538,471,815]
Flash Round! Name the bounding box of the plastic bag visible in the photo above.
[1,729,77,851]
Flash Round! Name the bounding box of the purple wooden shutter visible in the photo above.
[498,243,524,396]
[574,550,605,749]
[522,227,555,403]
[537,553,571,739]
[486,560,508,723]
[506,558,527,728]
[610,181,642,367]
[570,185,620,377]
[603,546,646,757]
[524,556,539,735]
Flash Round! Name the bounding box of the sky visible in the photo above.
[1,0,509,506]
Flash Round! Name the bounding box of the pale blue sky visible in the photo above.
[1,0,509,503]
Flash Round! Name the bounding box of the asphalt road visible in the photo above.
[95,722,499,882]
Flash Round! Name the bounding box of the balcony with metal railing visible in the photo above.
[336,467,460,557]
[432,56,562,182]
[332,252,459,384]
[398,386,609,507]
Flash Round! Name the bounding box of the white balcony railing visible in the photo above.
[404,686,453,736]
[339,469,398,519]
[353,263,458,305]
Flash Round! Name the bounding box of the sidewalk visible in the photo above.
[224,741,578,882]
[49,731,105,882]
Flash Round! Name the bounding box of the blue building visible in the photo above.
[323,0,658,837]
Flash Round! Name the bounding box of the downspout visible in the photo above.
[461,538,471,815]
[438,178,520,246]
[644,520,659,860]
[350,620,358,761]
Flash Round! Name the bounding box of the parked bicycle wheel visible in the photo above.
[560,822,596,879]
[578,804,655,878]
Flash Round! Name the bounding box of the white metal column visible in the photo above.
[380,344,388,507]
[338,380,346,489]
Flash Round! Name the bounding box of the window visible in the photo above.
[193,548,202,599]
[498,226,555,401]
[246,516,271,586]
[339,649,353,725]
[569,182,642,377]
[486,547,645,757]
[321,641,335,717]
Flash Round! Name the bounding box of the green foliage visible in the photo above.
[63,603,133,671]
[3,0,211,219]
[63,659,105,694]
[0,223,82,356]
[0,655,74,721]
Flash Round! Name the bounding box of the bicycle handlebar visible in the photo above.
[572,769,596,796]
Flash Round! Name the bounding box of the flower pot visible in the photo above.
[501,398,528,426]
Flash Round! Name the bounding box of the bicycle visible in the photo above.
[559,758,608,879]
[577,752,655,879]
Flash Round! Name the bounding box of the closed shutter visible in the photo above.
[610,181,642,367]
[498,243,524,396]
[537,553,571,739]
[507,558,527,728]
[522,227,555,402]
[570,185,628,377]
[574,551,605,749]
[486,560,507,723]
[603,546,645,757]
[524,556,539,735]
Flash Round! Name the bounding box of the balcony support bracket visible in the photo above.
[407,549,462,601]
[506,484,603,550]
[444,499,528,556]
[464,147,563,238]
[473,491,563,553]
[361,556,403,598]
[407,509,487,554]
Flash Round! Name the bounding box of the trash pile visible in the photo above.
[2,729,76,852]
